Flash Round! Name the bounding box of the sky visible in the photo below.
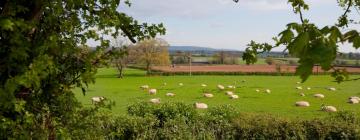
[118,0,360,53]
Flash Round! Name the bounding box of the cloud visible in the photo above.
[209,22,225,28]
[119,0,297,20]
[236,0,289,11]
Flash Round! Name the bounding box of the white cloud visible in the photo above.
[119,0,295,19]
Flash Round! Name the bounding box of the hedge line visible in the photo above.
[4,102,359,139]
[127,65,360,76]
[69,103,360,139]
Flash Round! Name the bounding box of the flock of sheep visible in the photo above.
[294,85,360,112]
[91,81,360,113]
[138,81,278,110]
[140,83,245,109]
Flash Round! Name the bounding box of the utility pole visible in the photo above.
[187,52,192,76]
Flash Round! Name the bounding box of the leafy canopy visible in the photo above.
[236,0,360,83]
[0,0,165,139]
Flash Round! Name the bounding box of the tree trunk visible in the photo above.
[115,61,124,78]
[118,65,123,78]
[146,63,151,75]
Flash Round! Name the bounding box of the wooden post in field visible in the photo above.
[188,52,192,76]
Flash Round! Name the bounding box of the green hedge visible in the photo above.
[2,102,360,139]
[104,102,360,140]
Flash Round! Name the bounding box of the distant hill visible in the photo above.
[169,46,219,52]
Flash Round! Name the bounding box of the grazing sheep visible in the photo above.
[201,84,207,87]
[299,93,305,96]
[226,91,234,96]
[140,85,149,90]
[296,82,301,84]
[265,89,271,94]
[149,98,160,104]
[166,93,175,97]
[328,87,336,91]
[230,95,239,99]
[149,89,157,95]
[179,83,184,86]
[217,85,225,90]
[349,96,360,101]
[295,101,310,107]
[348,98,359,104]
[194,102,208,109]
[228,85,235,89]
[203,93,214,98]
[307,87,311,90]
[91,96,105,104]
[314,94,325,99]
[296,86,303,90]
[322,106,337,112]
[255,89,260,92]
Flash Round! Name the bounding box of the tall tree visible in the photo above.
[0,0,165,139]
[111,38,130,78]
[131,38,170,74]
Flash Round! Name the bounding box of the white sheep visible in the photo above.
[307,87,311,90]
[226,91,234,96]
[348,98,359,104]
[227,85,235,89]
[295,101,310,107]
[322,106,337,112]
[230,95,239,99]
[265,89,271,94]
[203,93,214,98]
[179,83,184,86]
[149,98,160,104]
[328,87,336,91]
[140,85,149,90]
[255,89,260,92]
[299,93,305,96]
[296,82,301,84]
[166,93,175,97]
[91,96,105,104]
[201,84,207,87]
[314,94,325,99]
[194,102,208,109]
[296,86,303,90]
[217,85,225,90]
[149,89,157,95]
[349,96,360,101]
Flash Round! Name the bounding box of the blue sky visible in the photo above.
[119,0,360,53]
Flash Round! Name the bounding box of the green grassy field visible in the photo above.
[75,68,360,119]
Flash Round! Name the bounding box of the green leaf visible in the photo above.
[352,36,360,49]
[278,29,294,44]
[0,18,14,31]
[329,27,342,42]
[288,32,309,56]
[296,60,314,82]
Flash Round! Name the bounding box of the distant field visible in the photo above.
[152,65,360,74]
[75,68,360,119]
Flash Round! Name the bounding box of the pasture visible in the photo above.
[75,68,360,119]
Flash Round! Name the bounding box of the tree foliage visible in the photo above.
[110,38,130,78]
[0,0,165,139]
[130,38,171,74]
[237,0,360,83]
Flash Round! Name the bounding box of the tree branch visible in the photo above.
[341,0,352,19]
[119,25,137,43]
[298,6,305,24]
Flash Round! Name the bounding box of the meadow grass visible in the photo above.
[75,68,360,119]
